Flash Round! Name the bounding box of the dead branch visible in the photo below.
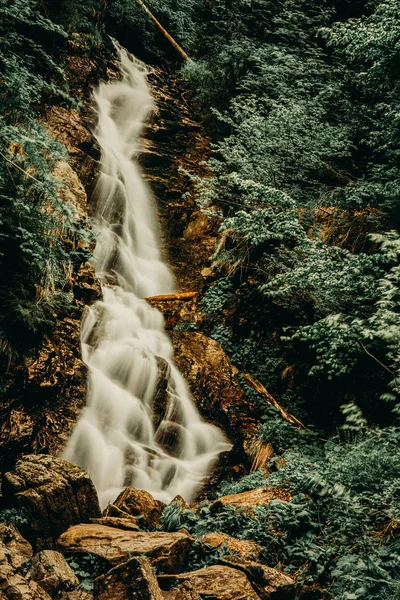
[135,0,192,62]
[242,373,309,430]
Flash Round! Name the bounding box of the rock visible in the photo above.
[104,487,164,529]
[90,516,139,531]
[201,532,261,560]
[94,556,164,600]
[58,525,191,573]
[170,331,268,484]
[0,523,32,562]
[158,565,261,600]
[0,524,51,600]
[29,550,79,596]
[210,488,291,513]
[154,421,184,458]
[53,161,87,220]
[219,556,295,600]
[200,267,215,280]
[58,592,93,600]
[170,332,253,439]
[3,455,101,548]
[162,581,202,600]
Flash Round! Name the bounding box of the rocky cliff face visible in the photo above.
[0,40,108,472]
[0,39,260,491]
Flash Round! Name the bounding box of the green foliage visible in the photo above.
[0,0,92,372]
[0,507,29,527]
[216,470,268,498]
[180,0,400,425]
[65,554,108,593]
[150,2,400,597]
[163,421,400,599]
[41,0,106,42]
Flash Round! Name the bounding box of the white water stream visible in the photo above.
[64,44,229,510]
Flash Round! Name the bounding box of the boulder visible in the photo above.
[0,523,51,600]
[162,581,202,600]
[210,488,291,513]
[29,550,79,596]
[3,455,101,548]
[0,523,32,562]
[201,532,261,560]
[58,525,191,573]
[170,332,257,442]
[104,487,164,529]
[58,592,93,600]
[219,556,295,600]
[158,565,261,600]
[94,556,164,600]
[170,332,272,486]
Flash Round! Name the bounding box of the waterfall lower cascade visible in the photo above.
[63,45,230,510]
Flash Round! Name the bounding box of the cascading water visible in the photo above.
[63,44,230,510]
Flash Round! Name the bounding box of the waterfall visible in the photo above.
[63,44,230,510]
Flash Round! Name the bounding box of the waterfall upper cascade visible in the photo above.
[64,44,230,510]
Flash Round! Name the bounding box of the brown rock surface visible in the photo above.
[94,556,164,600]
[58,525,191,573]
[162,581,202,600]
[211,488,291,513]
[201,532,261,560]
[58,592,93,600]
[0,524,51,600]
[104,487,164,529]
[219,556,295,600]
[90,516,139,531]
[3,455,101,547]
[158,565,261,600]
[170,332,267,483]
[29,550,79,596]
[170,332,254,438]
[0,523,32,562]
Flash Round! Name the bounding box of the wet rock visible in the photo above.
[219,556,295,600]
[3,455,101,548]
[170,332,253,438]
[210,488,291,514]
[201,532,261,561]
[94,556,164,600]
[154,421,184,458]
[170,331,266,484]
[158,565,261,600]
[0,523,51,600]
[104,487,164,529]
[58,525,191,573]
[29,550,79,596]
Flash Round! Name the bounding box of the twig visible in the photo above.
[0,150,43,185]
[360,342,395,376]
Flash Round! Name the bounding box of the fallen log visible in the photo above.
[146,291,199,302]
